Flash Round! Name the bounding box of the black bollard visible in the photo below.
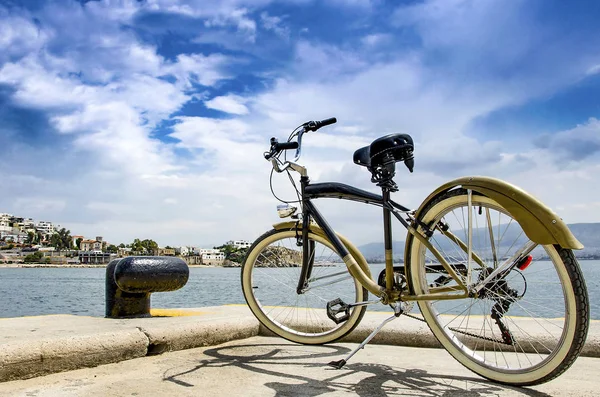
[105,256,189,318]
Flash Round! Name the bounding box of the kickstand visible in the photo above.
[328,306,402,369]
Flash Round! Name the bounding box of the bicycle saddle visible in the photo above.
[353,133,414,172]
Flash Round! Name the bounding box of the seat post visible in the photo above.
[382,187,395,291]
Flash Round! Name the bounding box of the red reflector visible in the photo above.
[517,255,533,271]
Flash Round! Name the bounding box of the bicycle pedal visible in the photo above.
[327,359,347,369]
[326,298,350,324]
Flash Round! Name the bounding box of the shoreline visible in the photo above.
[0,263,228,269]
[2,257,599,269]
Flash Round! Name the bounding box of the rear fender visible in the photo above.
[412,176,583,250]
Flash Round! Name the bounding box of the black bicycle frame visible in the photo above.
[295,176,413,294]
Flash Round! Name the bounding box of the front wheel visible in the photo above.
[406,188,589,386]
[241,228,368,345]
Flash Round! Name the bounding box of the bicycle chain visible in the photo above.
[402,313,511,345]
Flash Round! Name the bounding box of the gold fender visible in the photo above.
[273,221,373,280]
[413,176,583,250]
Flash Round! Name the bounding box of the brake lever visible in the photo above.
[304,121,317,131]
[294,128,306,161]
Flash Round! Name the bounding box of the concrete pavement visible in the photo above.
[0,306,259,382]
[1,305,599,387]
[1,336,598,396]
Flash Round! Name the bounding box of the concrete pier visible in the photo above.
[2,336,600,396]
[0,306,599,395]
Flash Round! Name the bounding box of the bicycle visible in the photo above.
[241,117,590,386]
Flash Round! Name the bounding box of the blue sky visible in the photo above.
[1,0,600,247]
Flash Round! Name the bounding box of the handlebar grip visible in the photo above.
[317,117,337,128]
[275,141,299,151]
[306,117,337,131]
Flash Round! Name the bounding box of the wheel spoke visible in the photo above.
[407,189,586,384]
[242,230,365,344]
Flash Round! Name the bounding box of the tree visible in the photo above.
[118,243,125,248]
[58,228,73,250]
[214,244,248,264]
[131,238,144,253]
[76,237,83,250]
[34,231,43,245]
[141,239,158,254]
[26,231,35,245]
[23,251,43,263]
[50,233,62,248]
[106,244,118,253]
[49,228,73,250]
[130,238,158,255]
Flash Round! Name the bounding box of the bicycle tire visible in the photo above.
[241,228,368,345]
[406,188,589,386]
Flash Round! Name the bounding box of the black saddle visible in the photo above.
[353,133,414,173]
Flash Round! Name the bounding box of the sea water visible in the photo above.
[0,261,599,319]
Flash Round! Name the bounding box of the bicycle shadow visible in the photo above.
[162,342,553,397]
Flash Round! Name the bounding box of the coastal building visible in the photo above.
[18,219,36,235]
[175,246,192,256]
[71,235,84,249]
[202,251,225,265]
[78,251,114,264]
[117,247,132,257]
[199,248,221,255]
[0,213,12,233]
[156,248,176,256]
[35,221,55,236]
[80,240,98,251]
[0,231,28,244]
[0,251,21,264]
[183,255,203,265]
[80,237,106,252]
[226,240,251,249]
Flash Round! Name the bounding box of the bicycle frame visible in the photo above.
[295,175,476,304]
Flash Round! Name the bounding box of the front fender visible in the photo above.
[413,176,583,250]
[273,221,372,279]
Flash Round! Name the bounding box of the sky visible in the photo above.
[1,0,600,248]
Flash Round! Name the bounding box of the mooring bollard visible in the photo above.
[105,256,189,318]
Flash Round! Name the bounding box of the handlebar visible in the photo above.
[265,117,337,163]
[272,140,299,151]
[304,117,337,132]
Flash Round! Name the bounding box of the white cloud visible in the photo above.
[0,11,49,61]
[587,64,600,76]
[361,33,392,47]
[1,0,600,249]
[164,53,230,88]
[260,12,290,40]
[534,118,600,162]
[205,95,250,115]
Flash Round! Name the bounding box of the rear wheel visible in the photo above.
[241,228,367,345]
[407,189,589,386]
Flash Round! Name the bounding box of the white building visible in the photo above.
[226,240,251,249]
[202,251,225,265]
[36,221,55,236]
[199,248,221,255]
[0,232,27,244]
[175,246,190,256]
[19,218,35,232]
[0,213,12,233]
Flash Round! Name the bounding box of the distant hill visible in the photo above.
[357,222,600,262]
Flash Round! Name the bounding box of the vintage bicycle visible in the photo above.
[241,117,589,386]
